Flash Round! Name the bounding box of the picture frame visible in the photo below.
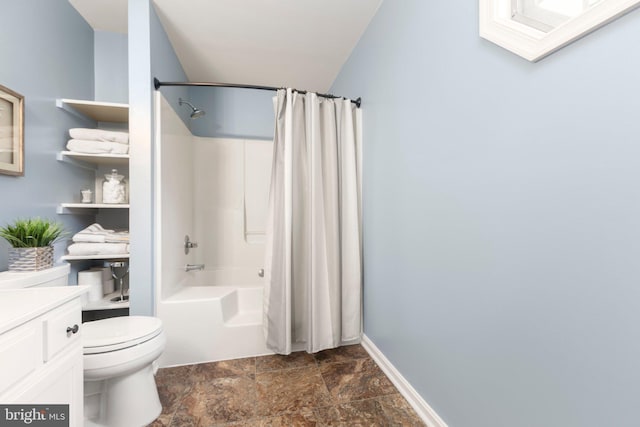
[0,84,24,176]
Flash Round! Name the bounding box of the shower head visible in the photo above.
[190,108,206,119]
[178,98,206,119]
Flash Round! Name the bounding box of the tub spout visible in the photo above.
[185,264,205,272]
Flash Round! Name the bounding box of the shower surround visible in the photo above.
[154,93,274,366]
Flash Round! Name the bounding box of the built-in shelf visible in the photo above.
[56,98,132,306]
[82,290,130,311]
[57,151,129,168]
[57,203,129,214]
[60,254,130,261]
[56,98,129,123]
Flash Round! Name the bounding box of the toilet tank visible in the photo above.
[0,264,70,289]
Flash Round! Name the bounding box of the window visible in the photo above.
[480,0,639,61]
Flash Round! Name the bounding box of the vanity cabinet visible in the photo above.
[0,287,86,427]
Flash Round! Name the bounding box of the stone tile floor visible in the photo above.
[150,344,426,426]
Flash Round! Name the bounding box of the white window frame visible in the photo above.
[480,0,640,61]
[512,0,572,32]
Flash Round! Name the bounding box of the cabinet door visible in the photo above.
[43,299,82,362]
[0,320,41,396]
[11,345,83,427]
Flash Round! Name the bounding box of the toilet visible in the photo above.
[0,264,166,427]
[83,316,166,427]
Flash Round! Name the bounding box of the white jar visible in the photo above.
[102,169,128,204]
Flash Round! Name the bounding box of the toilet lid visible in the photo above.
[83,316,163,354]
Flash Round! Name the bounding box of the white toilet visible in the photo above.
[0,264,166,427]
[83,316,166,427]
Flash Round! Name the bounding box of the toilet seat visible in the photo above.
[83,316,163,354]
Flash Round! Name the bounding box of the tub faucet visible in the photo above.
[184,264,205,272]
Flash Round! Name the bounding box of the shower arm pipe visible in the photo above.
[153,77,361,108]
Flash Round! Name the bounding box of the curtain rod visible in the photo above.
[153,77,361,108]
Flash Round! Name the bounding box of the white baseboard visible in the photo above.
[361,335,448,427]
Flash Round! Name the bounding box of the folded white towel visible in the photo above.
[73,232,129,243]
[76,223,114,235]
[105,232,129,243]
[69,128,129,144]
[67,243,130,256]
[72,224,129,243]
[67,139,129,154]
[72,234,106,243]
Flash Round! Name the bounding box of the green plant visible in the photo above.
[0,218,66,248]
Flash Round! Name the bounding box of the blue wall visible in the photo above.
[0,0,96,272]
[331,2,640,427]
[150,5,190,127]
[95,31,128,104]
[189,87,274,139]
[128,0,189,315]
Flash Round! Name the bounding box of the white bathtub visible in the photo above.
[156,269,272,367]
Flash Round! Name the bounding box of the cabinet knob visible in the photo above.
[66,324,79,335]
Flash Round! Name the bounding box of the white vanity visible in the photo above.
[0,284,86,427]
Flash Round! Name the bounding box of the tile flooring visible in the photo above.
[150,344,426,426]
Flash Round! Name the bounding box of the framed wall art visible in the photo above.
[0,84,24,176]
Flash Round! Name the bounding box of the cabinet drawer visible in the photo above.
[0,321,40,396]
[43,299,82,362]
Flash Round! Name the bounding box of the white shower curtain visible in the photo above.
[264,88,362,355]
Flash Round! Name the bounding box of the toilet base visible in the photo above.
[85,364,162,427]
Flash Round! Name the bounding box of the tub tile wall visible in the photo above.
[192,137,273,272]
[157,93,195,300]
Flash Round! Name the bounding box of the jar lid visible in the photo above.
[105,169,124,181]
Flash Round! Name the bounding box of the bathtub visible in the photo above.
[156,269,273,367]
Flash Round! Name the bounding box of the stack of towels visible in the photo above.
[67,223,130,256]
[66,128,129,154]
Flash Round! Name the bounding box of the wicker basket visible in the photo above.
[8,246,54,271]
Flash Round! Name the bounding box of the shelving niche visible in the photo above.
[56,99,131,311]
[56,98,128,123]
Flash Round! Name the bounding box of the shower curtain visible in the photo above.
[264,88,362,355]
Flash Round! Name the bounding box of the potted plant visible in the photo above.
[0,218,66,271]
